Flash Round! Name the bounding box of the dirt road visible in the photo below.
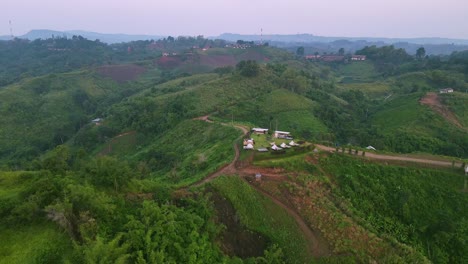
[244,178,331,257]
[191,122,248,186]
[315,144,463,168]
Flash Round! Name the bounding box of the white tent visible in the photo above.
[280,142,291,148]
[366,146,377,151]
[244,143,254,150]
[289,140,299,146]
[271,144,282,151]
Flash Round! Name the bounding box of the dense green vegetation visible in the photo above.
[321,154,468,263]
[1,35,468,263]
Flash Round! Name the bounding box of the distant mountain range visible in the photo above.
[216,33,468,46]
[2,29,468,47]
[0,29,165,44]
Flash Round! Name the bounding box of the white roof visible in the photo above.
[366,146,376,151]
[252,128,269,131]
[274,130,290,134]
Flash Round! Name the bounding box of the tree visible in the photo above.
[338,48,345,56]
[236,60,260,77]
[296,46,304,56]
[85,156,132,191]
[416,47,426,59]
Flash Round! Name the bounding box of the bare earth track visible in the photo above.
[420,92,465,129]
[315,144,463,168]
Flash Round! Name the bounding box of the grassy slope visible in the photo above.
[371,94,430,132]
[210,176,311,264]
[441,92,468,127]
[338,61,380,83]
[132,120,240,186]
[114,69,327,139]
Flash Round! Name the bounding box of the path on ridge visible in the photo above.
[315,144,463,168]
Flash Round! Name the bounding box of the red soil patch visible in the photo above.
[199,55,237,68]
[156,56,183,70]
[420,92,464,128]
[96,64,146,83]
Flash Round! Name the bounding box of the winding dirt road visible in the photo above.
[191,119,249,187]
[315,144,463,168]
[243,178,331,257]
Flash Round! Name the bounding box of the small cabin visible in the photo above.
[351,55,366,61]
[252,128,269,134]
[274,130,291,139]
[439,88,454,94]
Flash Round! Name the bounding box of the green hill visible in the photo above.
[0,69,157,166]
[1,41,468,263]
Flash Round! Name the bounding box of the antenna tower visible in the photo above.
[9,20,14,39]
[260,28,263,45]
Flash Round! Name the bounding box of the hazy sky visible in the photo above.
[2,0,468,39]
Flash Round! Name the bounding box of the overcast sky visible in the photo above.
[2,0,468,39]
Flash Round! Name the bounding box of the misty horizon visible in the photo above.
[3,0,468,39]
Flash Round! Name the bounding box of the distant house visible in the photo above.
[321,55,345,62]
[305,55,321,60]
[274,131,291,139]
[351,55,366,61]
[252,128,269,134]
[91,118,103,125]
[439,88,454,94]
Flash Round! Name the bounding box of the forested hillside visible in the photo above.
[1,36,467,263]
